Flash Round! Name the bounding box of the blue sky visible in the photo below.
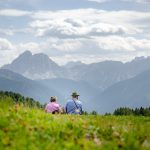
[0,0,150,66]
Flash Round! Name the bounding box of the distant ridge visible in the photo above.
[2,50,150,91]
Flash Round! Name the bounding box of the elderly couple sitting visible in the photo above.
[45,92,83,115]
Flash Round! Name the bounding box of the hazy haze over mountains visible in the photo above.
[1,51,150,113]
[96,69,150,113]
[0,69,99,112]
[0,69,62,103]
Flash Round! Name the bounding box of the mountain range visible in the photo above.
[1,51,150,113]
[67,56,150,90]
[2,51,150,91]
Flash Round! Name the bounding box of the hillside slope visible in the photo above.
[0,69,62,104]
[95,69,150,113]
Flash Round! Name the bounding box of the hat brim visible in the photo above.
[71,94,80,96]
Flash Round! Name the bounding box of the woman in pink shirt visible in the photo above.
[45,96,60,114]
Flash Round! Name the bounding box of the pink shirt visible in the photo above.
[45,102,60,113]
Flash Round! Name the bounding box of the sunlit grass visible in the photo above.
[0,98,150,150]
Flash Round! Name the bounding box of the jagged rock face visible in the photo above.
[2,51,66,79]
[2,51,150,90]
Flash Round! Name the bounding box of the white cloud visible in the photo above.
[123,0,150,3]
[0,38,17,66]
[95,36,150,51]
[0,8,150,66]
[17,42,41,53]
[87,0,150,3]
[0,9,149,38]
[26,35,149,65]
[30,19,138,38]
[88,0,110,3]
[0,35,150,67]
[44,36,150,53]
[0,9,31,17]
[46,39,82,52]
[30,9,149,39]
[0,29,14,36]
[0,38,14,50]
[0,28,32,36]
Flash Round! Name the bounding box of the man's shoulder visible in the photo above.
[66,99,82,105]
[76,100,82,105]
[68,99,82,104]
[66,99,73,103]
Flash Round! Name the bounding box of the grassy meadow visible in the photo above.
[0,97,150,150]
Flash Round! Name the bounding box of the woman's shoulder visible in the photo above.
[52,102,60,106]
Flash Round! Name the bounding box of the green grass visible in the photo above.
[0,98,150,150]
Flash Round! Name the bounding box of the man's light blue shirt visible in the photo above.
[65,98,82,114]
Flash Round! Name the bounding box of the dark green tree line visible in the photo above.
[113,107,150,116]
[0,91,43,108]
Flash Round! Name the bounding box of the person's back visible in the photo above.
[65,92,83,115]
[45,96,60,114]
